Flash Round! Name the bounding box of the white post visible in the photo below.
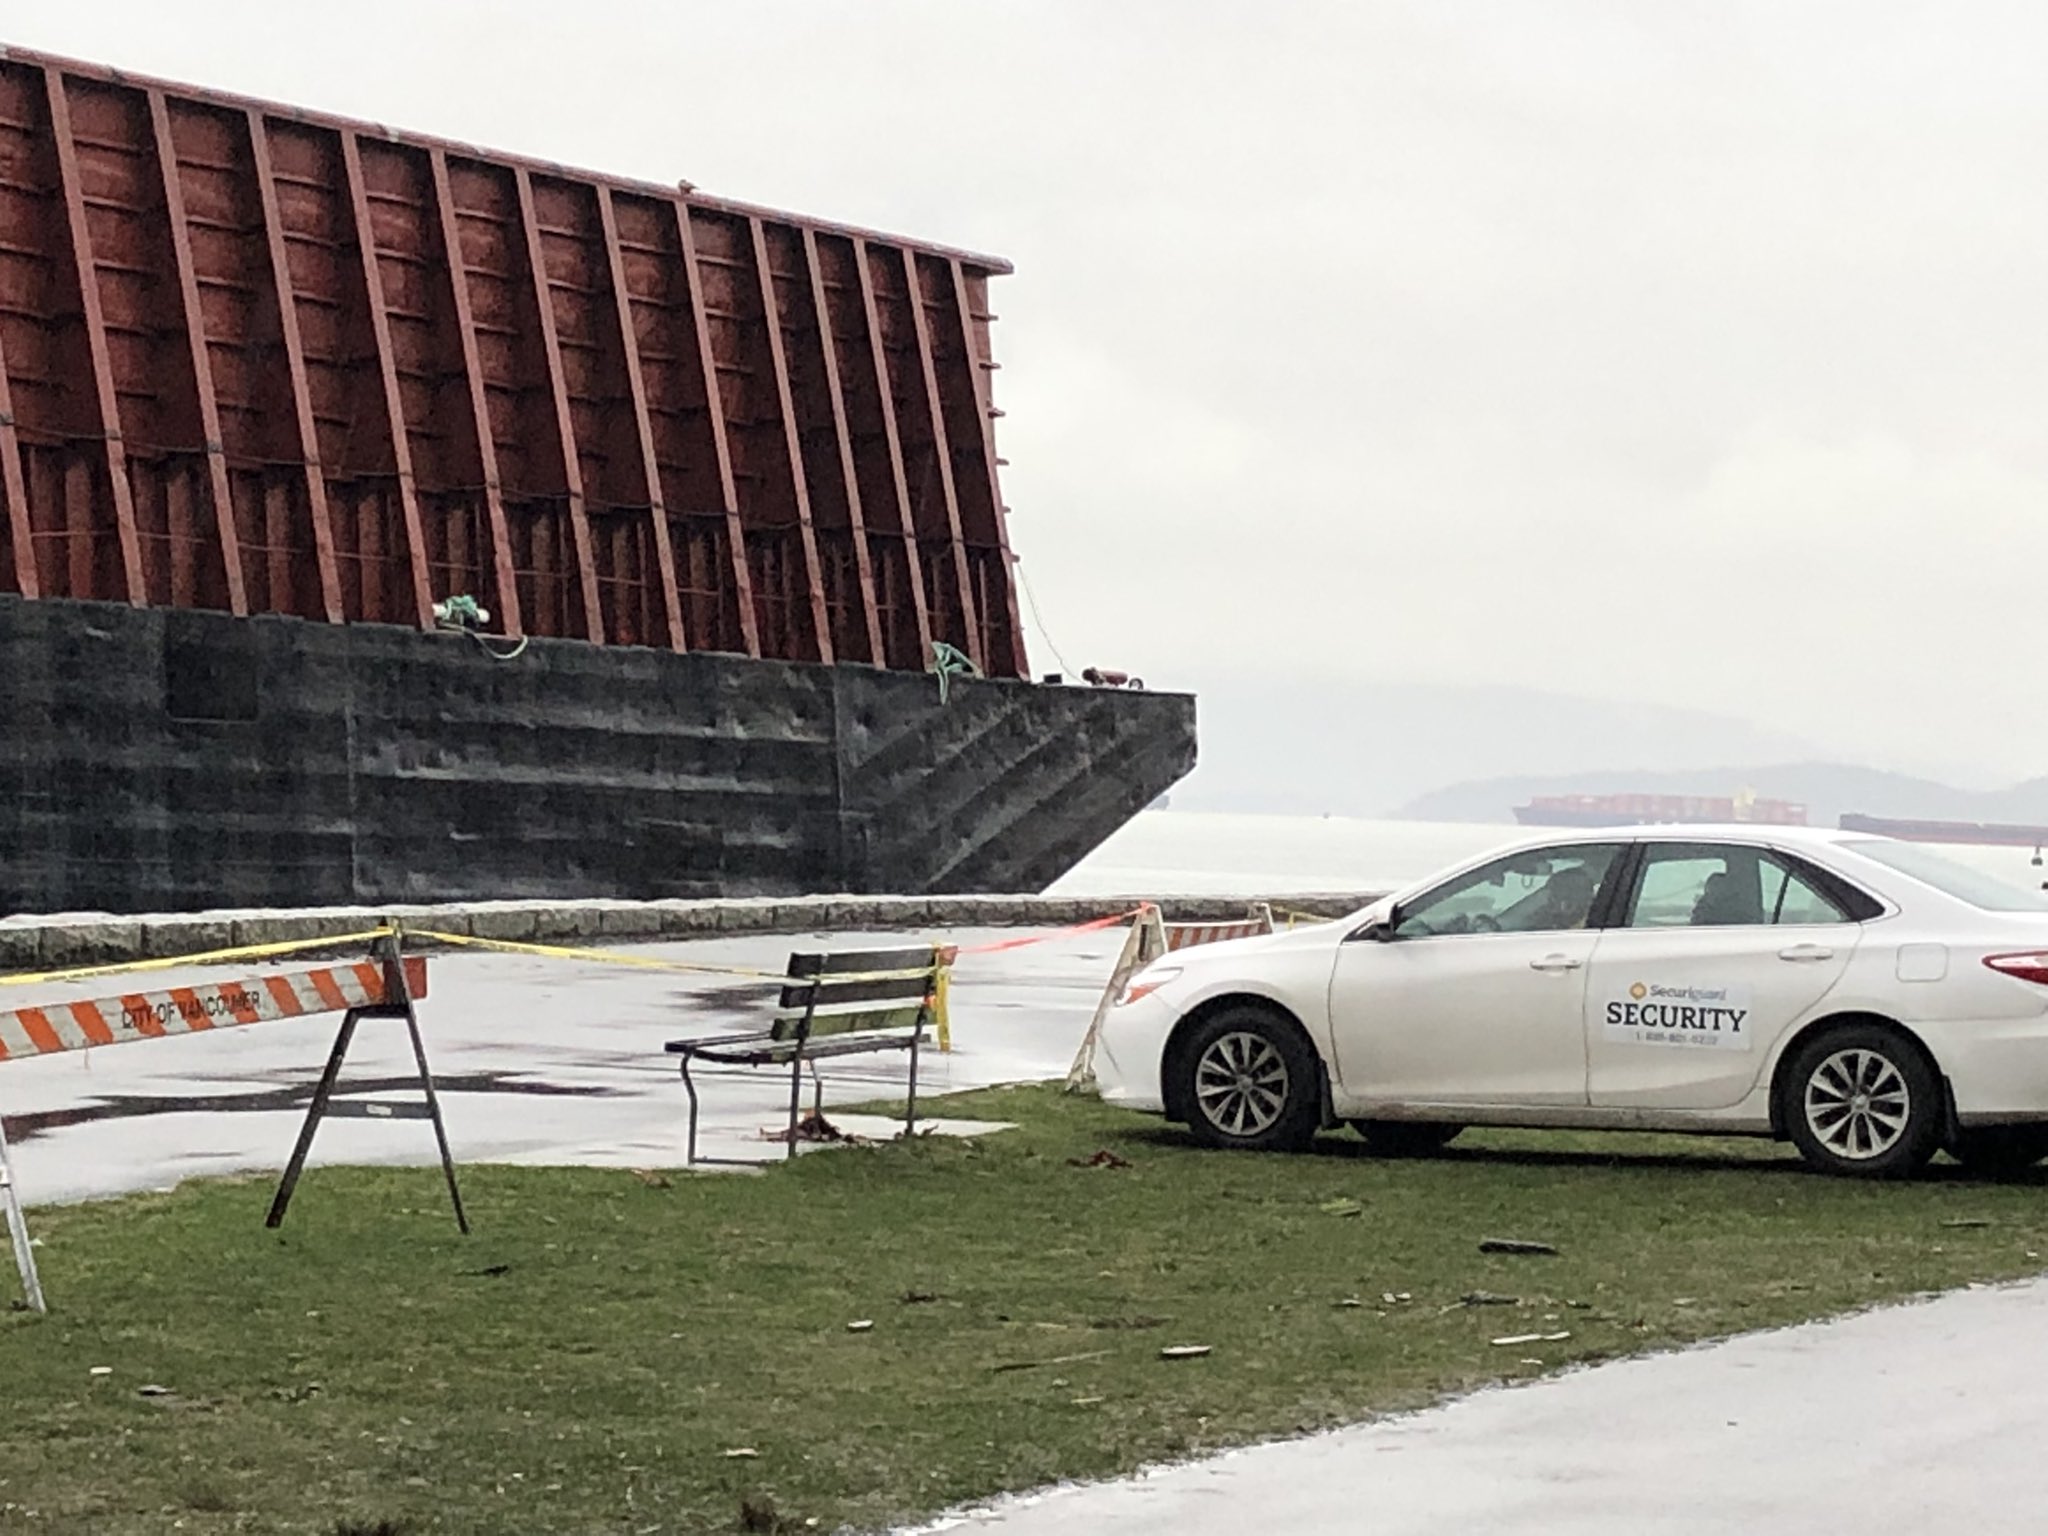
[0,1111,46,1314]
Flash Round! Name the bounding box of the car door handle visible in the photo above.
[1778,943,1835,962]
[1529,954,1583,972]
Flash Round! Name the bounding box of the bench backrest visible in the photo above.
[770,945,942,1044]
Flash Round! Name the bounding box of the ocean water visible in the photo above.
[1049,811,2048,901]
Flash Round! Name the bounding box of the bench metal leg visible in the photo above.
[680,1056,701,1168]
[905,1029,921,1140]
[786,1051,805,1161]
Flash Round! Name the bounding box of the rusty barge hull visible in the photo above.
[0,45,1024,673]
[0,51,1197,913]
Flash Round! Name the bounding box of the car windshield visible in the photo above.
[1839,839,2048,912]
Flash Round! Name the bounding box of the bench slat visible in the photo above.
[780,947,940,1012]
[682,1028,926,1067]
[769,1001,927,1042]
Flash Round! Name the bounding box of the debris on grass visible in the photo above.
[764,1114,855,1146]
[739,1495,796,1533]
[136,1384,173,1397]
[1460,1291,1519,1306]
[1318,1198,1364,1218]
[460,1263,511,1278]
[900,1289,941,1305]
[992,1349,1111,1373]
[628,1168,672,1189]
[1941,1217,1993,1229]
[89,1366,112,1377]
[1490,1331,1571,1346]
[1158,1344,1212,1360]
[1479,1238,1559,1256]
[1068,1149,1132,1170]
[1333,1297,1365,1308]
[724,1448,759,1459]
[846,1320,874,1333]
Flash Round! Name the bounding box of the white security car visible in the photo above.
[1093,827,2048,1177]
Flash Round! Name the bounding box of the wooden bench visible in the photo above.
[665,944,944,1166]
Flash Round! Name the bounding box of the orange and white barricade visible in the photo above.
[0,955,427,1060]
[1066,903,1276,1091]
[0,932,458,1313]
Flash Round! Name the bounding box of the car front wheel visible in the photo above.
[1176,1006,1323,1152]
[1782,1023,1941,1179]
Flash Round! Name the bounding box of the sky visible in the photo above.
[15,1,2048,792]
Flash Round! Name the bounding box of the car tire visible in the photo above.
[1348,1120,1463,1157]
[1780,1023,1941,1179]
[1175,1006,1323,1153]
[1951,1125,2048,1179]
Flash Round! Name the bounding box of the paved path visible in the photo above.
[0,925,1118,1205]
[924,1276,2048,1534]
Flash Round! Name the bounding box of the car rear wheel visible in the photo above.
[1781,1023,1941,1179]
[1348,1120,1464,1157]
[1176,1007,1322,1153]
[1951,1125,2048,1179]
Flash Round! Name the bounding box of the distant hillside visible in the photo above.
[1167,674,1828,817]
[1400,764,2048,829]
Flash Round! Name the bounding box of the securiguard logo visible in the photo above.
[1604,981,1753,1051]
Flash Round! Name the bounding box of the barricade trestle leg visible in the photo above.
[0,1109,45,1314]
[265,931,468,1234]
[1066,905,1167,1093]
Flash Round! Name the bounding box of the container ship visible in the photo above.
[0,49,1196,915]
[1513,793,1809,829]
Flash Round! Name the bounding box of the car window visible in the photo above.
[1394,844,1622,937]
[1626,844,1851,928]
[1840,839,2048,913]
[1762,860,1850,924]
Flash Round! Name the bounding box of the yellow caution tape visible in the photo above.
[0,926,400,989]
[406,928,790,979]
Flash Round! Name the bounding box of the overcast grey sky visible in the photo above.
[18,2,2048,787]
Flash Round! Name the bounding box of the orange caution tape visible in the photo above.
[951,908,1146,955]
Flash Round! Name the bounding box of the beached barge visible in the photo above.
[0,48,1194,913]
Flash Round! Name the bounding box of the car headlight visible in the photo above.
[1115,966,1183,1007]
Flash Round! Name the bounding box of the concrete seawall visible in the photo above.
[1,891,1385,972]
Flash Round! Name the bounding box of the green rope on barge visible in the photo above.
[929,641,981,704]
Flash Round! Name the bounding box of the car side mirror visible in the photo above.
[1352,911,1399,943]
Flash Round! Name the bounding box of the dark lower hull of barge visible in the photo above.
[0,597,1196,915]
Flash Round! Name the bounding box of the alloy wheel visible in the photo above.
[1193,1030,1291,1139]
[1803,1048,1911,1162]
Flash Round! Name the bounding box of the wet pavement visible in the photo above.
[0,925,1123,1205]
[923,1276,2048,1534]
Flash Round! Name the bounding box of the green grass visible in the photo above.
[4,1086,2047,1535]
